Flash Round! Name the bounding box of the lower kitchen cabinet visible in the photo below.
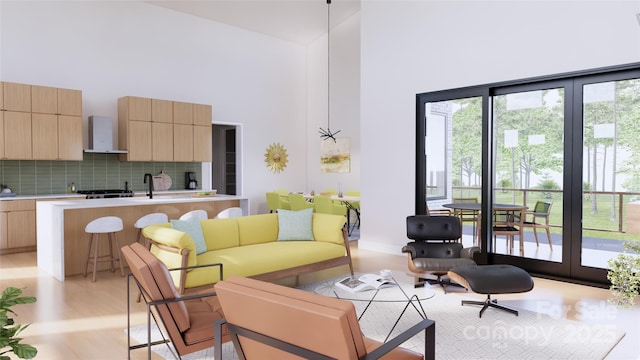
[0,200,36,254]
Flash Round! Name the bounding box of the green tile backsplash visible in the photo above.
[0,153,201,195]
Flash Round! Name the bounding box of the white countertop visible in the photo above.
[0,190,211,201]
[37,193,241,209]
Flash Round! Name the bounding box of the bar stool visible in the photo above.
[179,209,208,221]
[134,213,168,248]
[83,216,125,282]
[214,207,243,219]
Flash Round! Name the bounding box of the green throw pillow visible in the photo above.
[277,208,315,241]
[171,218,207,255]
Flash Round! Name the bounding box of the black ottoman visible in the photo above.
[447,265,534,317]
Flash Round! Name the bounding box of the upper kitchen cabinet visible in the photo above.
[193,103,212,126]
[152,99,173,123]
[3,82,31,112]
[119,96,152,161]
[193,103,212,162]
[2,82,32,159]
[119,96,212,162]
[151,99,174,161]
[31,85,83,160]
[1,82,82,160]
[3,112,32,159]
[173,101,193,124]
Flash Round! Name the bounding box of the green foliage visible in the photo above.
[0,287,37,360]
[607,241,640,309]
[535,175,561,199]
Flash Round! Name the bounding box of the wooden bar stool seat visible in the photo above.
[83,216,125,282]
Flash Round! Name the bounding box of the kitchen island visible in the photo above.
[37,194,249,281]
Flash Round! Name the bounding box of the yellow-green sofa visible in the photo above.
[142,212,354,294]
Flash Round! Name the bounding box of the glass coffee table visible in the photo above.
[311,274,435,341]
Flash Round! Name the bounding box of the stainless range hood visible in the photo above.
[84,115,128,154]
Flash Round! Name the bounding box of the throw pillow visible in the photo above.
[277,208,315,241]
[171,218,207,255]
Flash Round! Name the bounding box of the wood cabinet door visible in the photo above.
[127,120,152,161]
[58,115,83,160]
[193,103,212,126]
[4,111,32,159]
[7,210,36,248]
[31,85,58,114]
[58,88,82,116]
[3,82,31,112]
[173,101,193,124]
[173,124,193,161]
[152,122,173,161]
[152,99,173,123]
[193,124,212,162]
[126,96,151,121]
[0,111,4,159]
[32,113,58,160]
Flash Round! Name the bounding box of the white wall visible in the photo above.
[359,0,640,254]
[0,1,309,215]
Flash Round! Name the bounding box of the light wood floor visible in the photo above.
[1,243,638,359]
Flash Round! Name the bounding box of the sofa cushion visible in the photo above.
[171,218,207,255]
[312,213,346,245]
[277,208,315,241]
[189,242,347,289]
[236,213,279,246]
[200,218,240,251]
[144,225,198,269]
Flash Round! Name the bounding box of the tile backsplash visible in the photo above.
[0,153,201,195]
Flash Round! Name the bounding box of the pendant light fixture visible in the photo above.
[319,0,341,142]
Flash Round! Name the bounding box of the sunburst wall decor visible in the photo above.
[265,142,288,173]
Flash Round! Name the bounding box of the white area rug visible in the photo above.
[128,280,625,360]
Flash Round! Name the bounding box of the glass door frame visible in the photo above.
[416,62,640,285]
[487,79,572,278]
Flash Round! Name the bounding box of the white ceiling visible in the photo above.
[146,0,361,44]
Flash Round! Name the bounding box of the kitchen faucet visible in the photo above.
[144,173,153,199]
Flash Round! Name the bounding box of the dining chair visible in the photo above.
[288,193,314,211]
[266,191,290,213]
[490,206,526,254]
[314,195,347,216]
[453,197,479,244]
[345,190,361,232]
[426,203,452,216]
[521,201,553,249]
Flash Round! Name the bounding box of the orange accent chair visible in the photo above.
[121,242,230,359]
[213,275,435,360]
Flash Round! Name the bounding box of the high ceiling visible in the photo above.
[146,0,361,44]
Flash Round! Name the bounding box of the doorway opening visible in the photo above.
[211,124,242,195]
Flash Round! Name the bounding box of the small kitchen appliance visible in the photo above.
[185,172,198,190]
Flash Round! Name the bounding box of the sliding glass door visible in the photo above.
[491,85,565,263]
[417,63,640,284]
[575,75,640,280]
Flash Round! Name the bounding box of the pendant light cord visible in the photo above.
[319,0,341,142]
[327,0,331,132]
